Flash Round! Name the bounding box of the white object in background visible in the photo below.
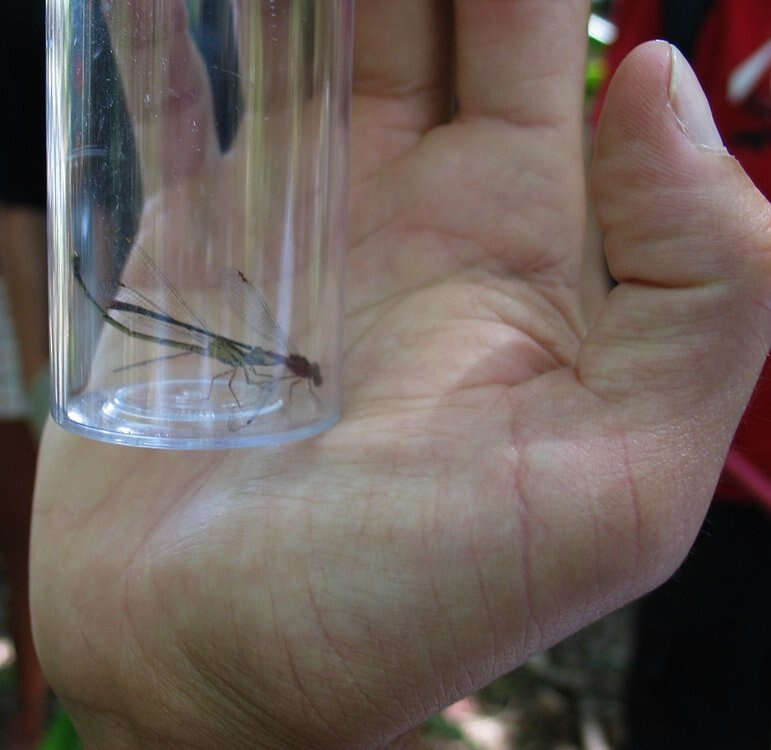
[0,636,16,671]
[727,37,771,105]
[588,13,618,46]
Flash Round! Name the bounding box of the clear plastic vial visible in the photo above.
[48,0,353,450]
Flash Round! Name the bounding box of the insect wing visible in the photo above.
[221,269,295,354]
[107,248,224,350]
[119,247,214,332]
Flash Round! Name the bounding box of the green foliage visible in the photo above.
[40,707,82,750]
[586,57,610,98]
[423,712,466,741]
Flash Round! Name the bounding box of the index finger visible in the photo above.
[100,0,220,194]
[354,1,454,135]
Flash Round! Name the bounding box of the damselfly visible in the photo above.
[72,252,322,421]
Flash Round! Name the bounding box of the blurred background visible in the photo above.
[2,1,769,748]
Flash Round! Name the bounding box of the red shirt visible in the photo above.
[603,0,771,510]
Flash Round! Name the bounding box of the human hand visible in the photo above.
[32,2,771,748]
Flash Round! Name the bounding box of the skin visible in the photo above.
[32,1,771,748]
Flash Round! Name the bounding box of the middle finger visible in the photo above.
[353,0,454,171]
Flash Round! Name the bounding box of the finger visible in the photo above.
[228,2,340,146]
[229,0,293,122]
[353,0,453,169]
[583,42,771,551]
[454,0,590,131]
[100,0,220,192]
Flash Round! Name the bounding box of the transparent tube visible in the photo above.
[48,0,352,450]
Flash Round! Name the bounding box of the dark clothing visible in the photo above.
[0,0,46,208]
[625,504,771,750]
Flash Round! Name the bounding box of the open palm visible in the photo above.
[32,2,771,748]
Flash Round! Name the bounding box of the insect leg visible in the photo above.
[243,367,273,386]
[285,377,320,411]
[207,368,236,401]
[287,377,302,407]
[227,370,241,407]
[307,380,321,407]
[113,351,193,374]
[246,367,284,395]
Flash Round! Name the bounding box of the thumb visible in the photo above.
[582,41,771,544]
